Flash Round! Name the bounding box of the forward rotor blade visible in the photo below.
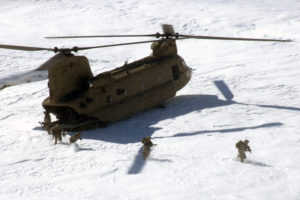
[75,38,185,51]
[45,34,158,39]
[0,38,185,53]
[178,34,292,42]
[0,44,53,51]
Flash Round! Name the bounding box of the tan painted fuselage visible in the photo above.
[42,39,192,130]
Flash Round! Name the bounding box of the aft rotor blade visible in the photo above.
[45,34,158,39]
[0,44,53,51]
[178,34,292,42]
[75,38,185,51]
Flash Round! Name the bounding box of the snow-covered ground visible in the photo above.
[1,0,300,199]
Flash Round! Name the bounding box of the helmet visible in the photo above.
[244,139,249,144]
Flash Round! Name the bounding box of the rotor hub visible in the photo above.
[53,46,79,55]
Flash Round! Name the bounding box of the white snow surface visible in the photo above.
[1,0,300,199]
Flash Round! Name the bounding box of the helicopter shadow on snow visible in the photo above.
[83,94,232,174]
[0,69,48,90]
[235,101,300,111]
[85,92,300,174]
[151,98,300,139]
[82,94,297,144]
[83,94,232,144]
[154,121,284,139]
[34,93,296,174]
[82,94,287,174]
[127,98,293,174]
[81,92,300,174]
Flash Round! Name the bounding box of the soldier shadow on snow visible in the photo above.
[57,142,96,151]
[127,148,172,175]
[82,94,291,174]
[33,126,44,131]
[244,160,272,167]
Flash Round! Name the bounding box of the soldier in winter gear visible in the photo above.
[141,136,156,159]
[236,139,251,162]
[40,111,52,133]
[50,124,65,145]
[69,132,82,144]
[44,111,51,124]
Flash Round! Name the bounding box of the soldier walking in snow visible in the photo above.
[50,124,65,145]
[141,136,156,159]
[44,110,51,124]
[235,139,251,162]
[40,110,52,133]
[69,132,82,144]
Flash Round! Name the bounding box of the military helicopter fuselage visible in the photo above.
[43,39,192,130]
[0,24,291,131]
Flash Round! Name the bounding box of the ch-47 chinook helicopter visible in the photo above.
[0,24,291,131]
